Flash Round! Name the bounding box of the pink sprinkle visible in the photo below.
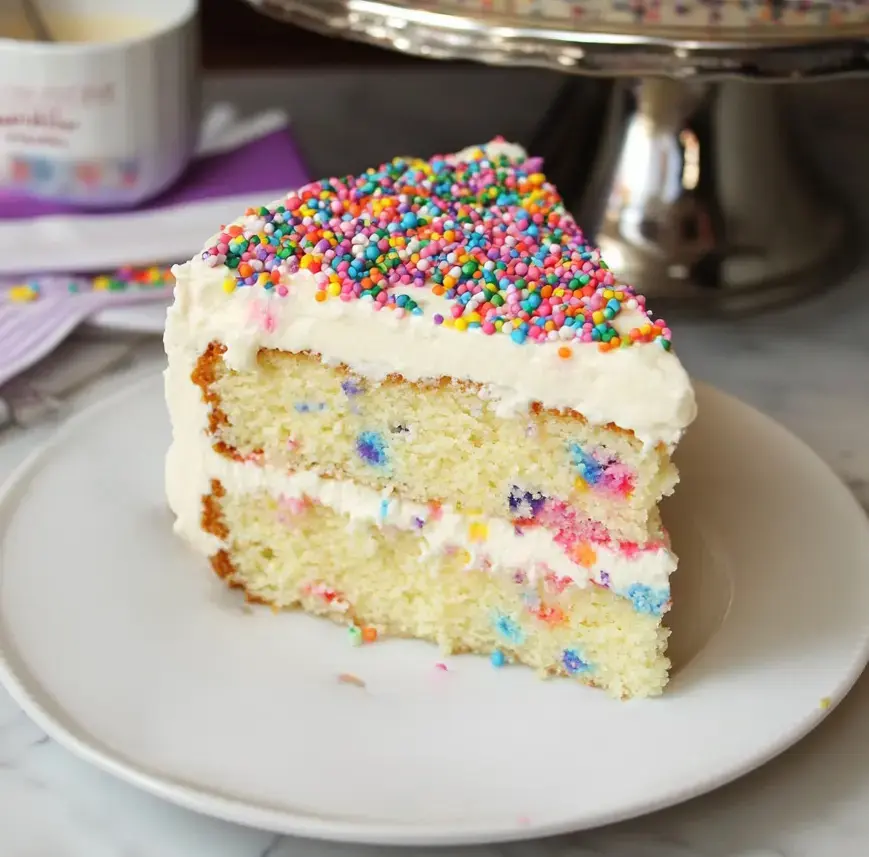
[435,663,448,671]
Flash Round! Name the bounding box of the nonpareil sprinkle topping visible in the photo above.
[202,139,671,352]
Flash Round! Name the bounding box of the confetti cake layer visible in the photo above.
[164,140,696,699]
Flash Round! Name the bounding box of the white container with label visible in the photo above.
[0,0,199,207]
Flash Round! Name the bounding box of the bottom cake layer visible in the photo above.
[203,481,671,699]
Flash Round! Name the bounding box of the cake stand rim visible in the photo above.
[245,0,869,80]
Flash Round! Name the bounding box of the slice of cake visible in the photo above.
[164,139,696,699]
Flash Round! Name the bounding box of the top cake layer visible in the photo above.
[167,140,696,447]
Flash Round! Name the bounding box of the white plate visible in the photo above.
[0,375,867,846]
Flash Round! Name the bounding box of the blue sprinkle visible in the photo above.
[508,486,546,518]
[562,648,591,675]
[623,583,670,616]
[356,431,388,467]
[569,443,605,485]
[294,402,310,413]
[379,498,390,522]
[412,516,426,529]
[510,329,527,344]
[491,650,506,668]
[493,613,524,644]
[341,379,364,397]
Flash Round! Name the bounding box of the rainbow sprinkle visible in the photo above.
[5,265,173,304]
[202,139,671,352]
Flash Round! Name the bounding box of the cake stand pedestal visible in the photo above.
[246,0,869,311]
[575,76,852,311]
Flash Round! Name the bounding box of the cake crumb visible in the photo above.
[338,673,366,688]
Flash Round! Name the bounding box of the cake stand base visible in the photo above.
[577,78,854,313]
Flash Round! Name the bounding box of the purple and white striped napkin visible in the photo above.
[0,107,310,391]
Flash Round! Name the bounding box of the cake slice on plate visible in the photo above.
[164,139,696,698]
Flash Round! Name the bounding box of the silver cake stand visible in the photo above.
[246,0,869,312]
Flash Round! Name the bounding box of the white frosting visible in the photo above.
[165,350,674,595]
[164,141,695,449]
[166,257,694,448]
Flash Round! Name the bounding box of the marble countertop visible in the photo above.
[1,77,868,857]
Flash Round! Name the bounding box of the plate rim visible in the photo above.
[0,373,867,846]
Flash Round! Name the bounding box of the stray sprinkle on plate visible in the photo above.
[338,673,366,688]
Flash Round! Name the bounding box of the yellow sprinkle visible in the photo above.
[640,323,652,336]
[603,289,614,299]
[327,282,341,297]
[457,549,472,566]
[592,310,604,325]
[615,291,624,300]
[820,697,832,710]
[528,172,545,186]
[553,288,565,297]
[8,284,39,303]
[574,477,588,493]
[466,312,481,324]
[468,522,489,543]
[92,276,111,291]
[222,278,236,294]
[454,318,468,332]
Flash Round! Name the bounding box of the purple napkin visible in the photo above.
[0,127,310,390]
